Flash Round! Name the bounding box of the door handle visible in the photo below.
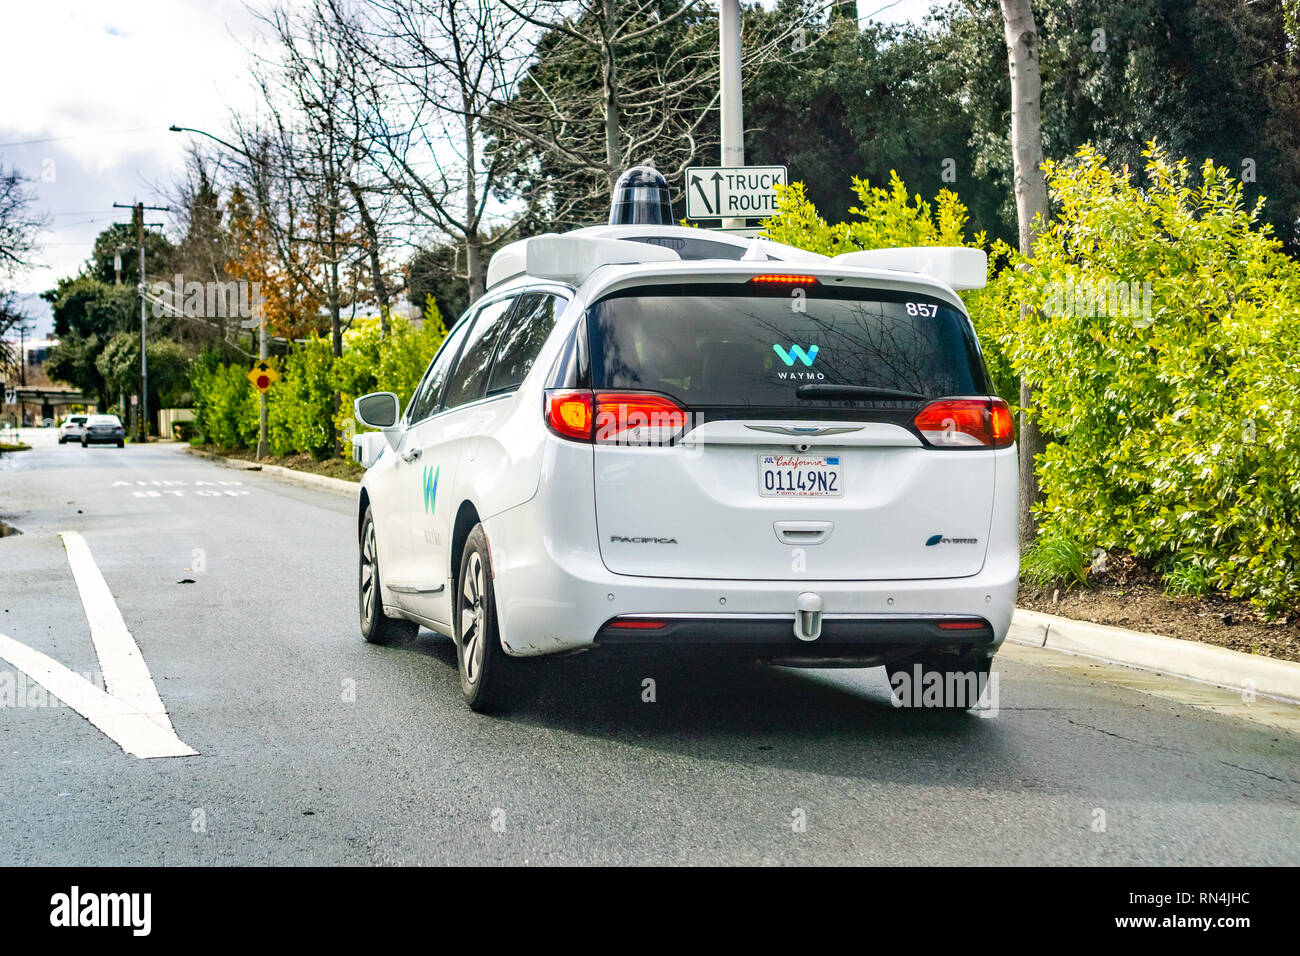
[774,520,833,546]
[401,445,423,463]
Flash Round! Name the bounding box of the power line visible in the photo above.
[0,126,160,149]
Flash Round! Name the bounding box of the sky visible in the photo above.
[1,0,937,339]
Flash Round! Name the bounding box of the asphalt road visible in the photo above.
[1,429,1297,865]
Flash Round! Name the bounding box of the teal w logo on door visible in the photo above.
[423,465,439,515]
[773,344,819,367]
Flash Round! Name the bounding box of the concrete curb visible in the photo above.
[1007,608,1300,704]
[183,446,360,499]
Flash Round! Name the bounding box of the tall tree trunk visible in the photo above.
[464,94,485,305]
[348,181,390,336]
[602,0,621,193]
[1000,0,1049,547]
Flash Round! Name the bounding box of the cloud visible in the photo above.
[0,0,279,295]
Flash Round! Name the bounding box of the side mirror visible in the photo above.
[355,391,400,428]
[354,392,402,452]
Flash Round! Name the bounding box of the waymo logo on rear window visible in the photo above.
[772,344,818,367]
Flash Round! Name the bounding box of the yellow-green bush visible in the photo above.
[190,352,259,448]
[996,145,1300,613]
[189,303,447,460]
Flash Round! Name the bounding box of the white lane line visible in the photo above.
[0,531,197,759]
[59,530,170,716]
[0,633,196,759]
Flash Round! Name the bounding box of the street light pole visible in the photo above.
[719,0,745,229]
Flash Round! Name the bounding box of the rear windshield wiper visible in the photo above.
[795,384,926,402]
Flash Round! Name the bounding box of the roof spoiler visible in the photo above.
[486,234,680,289]
[831,246,987,291]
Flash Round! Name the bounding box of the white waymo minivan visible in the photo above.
[354,175,1017,712]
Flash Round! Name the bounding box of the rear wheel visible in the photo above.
[887,651,994,711]
[116,440,124,448]
[359,508,418,645]
[455,524,516,712]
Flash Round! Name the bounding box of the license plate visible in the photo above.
[759,454,843,497]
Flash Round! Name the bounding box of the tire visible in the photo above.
[58,437,65,444]
[454,523,516,712]
[358,507,418,645]
[886,651,994,712]
[80,438,87,447]
[116,440,124,448]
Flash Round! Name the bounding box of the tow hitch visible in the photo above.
[794,592,823,641]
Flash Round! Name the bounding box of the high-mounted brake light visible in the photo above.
[913,397,1014,449]
[749,274,820,286]
[545,389,689,444]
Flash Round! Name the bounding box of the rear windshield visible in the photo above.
[88,415,121,425]
[587,283,990,409]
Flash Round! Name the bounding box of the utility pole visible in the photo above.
[719,0,745,229]
[18,321,29,386]
[113,201,169,443]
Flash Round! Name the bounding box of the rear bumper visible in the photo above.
[595,614,997,665]
[481,437,1019,661]
[484,508,1018,660]
[84,433,123,444]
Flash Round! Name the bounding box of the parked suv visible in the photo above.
[353,225,1017,712]
[59,415,89,444]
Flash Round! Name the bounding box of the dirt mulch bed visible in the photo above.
[195,444,363,482]
[1019,553,1300,664]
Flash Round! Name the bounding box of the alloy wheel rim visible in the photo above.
[460,552,486,685]
[360,523,376,629]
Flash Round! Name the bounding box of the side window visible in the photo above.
[443,296,516,409]
[406,316,473,424]
[487,293,566,395]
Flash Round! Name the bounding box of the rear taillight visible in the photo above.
[914,398,1014,449]
[545,389,688,445]
[594,392,688,444]
[545,389,593,440]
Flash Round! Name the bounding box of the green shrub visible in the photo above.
[190,351,258,449]
[191,307,449,460]
[268,338,334,458]
[996,144,1300,614]
[1159,558,1212,598]
[1021,531,1091,590]
[330,307,447,443]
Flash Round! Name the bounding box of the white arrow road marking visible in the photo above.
[0,532,197,759]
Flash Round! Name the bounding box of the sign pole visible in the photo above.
[719,0,745,229]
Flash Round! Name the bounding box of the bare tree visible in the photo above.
[1000,0,1050,544]
[0,164,46,277]
[341,0,544,304]
[489,0,840,225]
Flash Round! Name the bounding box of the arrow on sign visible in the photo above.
[690,174,714,215]
[711,171,723,216]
